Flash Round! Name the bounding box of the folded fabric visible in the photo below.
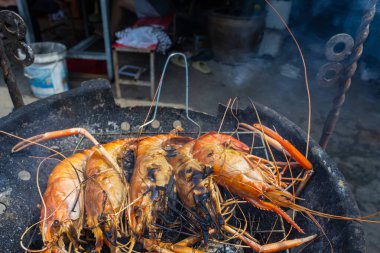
[115,26,171,53]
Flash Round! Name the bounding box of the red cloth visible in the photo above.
[112,42,157,50]
[67,59,106,74]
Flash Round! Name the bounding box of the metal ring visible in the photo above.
[325,33,354,62]
[0,11,34,66]
[0,10,27,40]
[317,62,343,87]
[6,41,34,66]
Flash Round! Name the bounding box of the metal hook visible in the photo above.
[139,52,201,135]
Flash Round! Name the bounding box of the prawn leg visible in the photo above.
[223,225,316,253]
[12,127,121,172]
[143,238,206,253]
[91,227,104,253]
[248,198,304,234]
[240,123,312,170]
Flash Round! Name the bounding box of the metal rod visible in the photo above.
[319,0,377,149]
[0,11,34,108]
[66,51,107,60]
[113,49,122,98]
[0,10,34,109]
[150,51,155,100]
[100,0,113,79]
[0,38,24,108]
[139,52,201,134]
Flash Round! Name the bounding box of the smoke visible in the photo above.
[208,58,271,87]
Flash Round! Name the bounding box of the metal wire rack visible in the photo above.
[134,52,272,161]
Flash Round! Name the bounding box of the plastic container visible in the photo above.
[24,42,68,98]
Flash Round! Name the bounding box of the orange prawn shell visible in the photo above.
[129,134,192,237]
[84,140,130,222]
[84,138,138,248]
[191,132,305,233]
[193,141,266,198]
[193,132,250,153]
[40,149,92,248]
[192,132,284,201]
[169,140,222,230]
[169,141,207,209]
[130,135,176,237]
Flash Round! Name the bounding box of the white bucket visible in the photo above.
[24,42,69,98]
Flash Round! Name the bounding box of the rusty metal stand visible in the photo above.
[318,0,377,149]
[0,39,24,108]
[0,10,34,109]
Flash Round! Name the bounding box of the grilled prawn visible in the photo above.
[40,149,93,252]
[169,139,316,253]
[85,138,138,253]
[13,128,139,252]
[191,132,309,233]
[128,133,195,252]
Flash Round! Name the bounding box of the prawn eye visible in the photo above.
[52,220,60,227]
[259,195,266,200]
[98,214,106,222]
